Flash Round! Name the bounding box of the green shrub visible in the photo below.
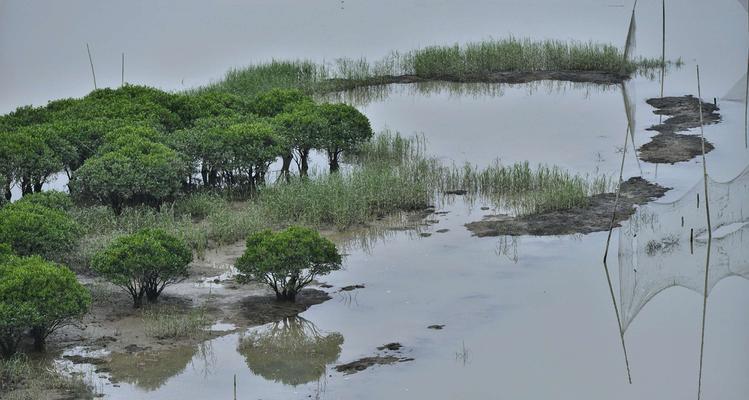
[70,138,189,214]
[15,191,73,212]
[91,229,192,308]
[0,203,80,261]
[249,88,310,117]
[236,226,341,302]
[0,256,90,356]
[318,103,373,172]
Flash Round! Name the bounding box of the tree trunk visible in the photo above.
[280,154,293,182]
[329,154,340,173]
[33,180,43,193]
[31,326,46,352]
[275,290,297,302]
[300,148,310,177]
[3,180,10,201]
[132,292,144,308]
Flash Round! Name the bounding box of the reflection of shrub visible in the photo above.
[238,317,343,386]
[106,345,199,392]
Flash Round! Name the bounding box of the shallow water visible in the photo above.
[2,0,748,399]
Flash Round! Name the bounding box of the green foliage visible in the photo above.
[318,103,373,171]
[0,256,90,356]
[70,138,188,213]
[0,202,80,261]
[91,229,192,307]
[0,127,65,196]
[195,60,327,98]
[249,88,310,117]
[142,305,208,339]
[236,227,341,301]
[223,121,285,187]
[15,191,73,212]
[273,101,328,176]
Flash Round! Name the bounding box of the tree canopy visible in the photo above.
[91,229,192,307]
[0,256,90,355]
[235,226,342,301]
[0,202,80,261]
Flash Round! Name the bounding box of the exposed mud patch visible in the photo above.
[335,355,414,374]
[465,177,669,237]
[229,289,331,327]
[339,284,365,292]
[638,133,715,164]
[335,342,414,374]
[639,95,721,164]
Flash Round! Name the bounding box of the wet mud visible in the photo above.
[639,95,721,164]
[465,177,669,237]
[335,342,413,375]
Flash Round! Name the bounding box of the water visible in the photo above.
[2,0,748,399]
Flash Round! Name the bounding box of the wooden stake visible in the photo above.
[121,52,125,86]
[86,43,97,90]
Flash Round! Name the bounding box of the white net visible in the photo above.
[617,165,749,332]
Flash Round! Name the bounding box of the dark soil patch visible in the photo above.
[419,232,432,237]
[427,324,445,330]
[63,354,108,365]
[339,284,365,292]
[445,189,468,195]
[335,355,414,375]
[639,95,721,164]
[232,288,331,326]
[436,229,450,233]
[465,177,669,237]
[377,342,403,351]
[639,133,715,164]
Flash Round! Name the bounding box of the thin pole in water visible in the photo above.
[86,43,97,90]
[695,64,713,400]
[121,52,125,86]
[744,47,749,148]
[233,374,237,400]
[659,0,666,122]
[603,260,633,384]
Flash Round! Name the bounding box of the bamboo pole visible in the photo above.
[695,64,712,400]
[603,260,633,383]
[121,52,125,86]
[86,43,97,90]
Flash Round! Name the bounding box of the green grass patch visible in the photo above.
[197,38,665,98]
[142,305,210,340]
[0,354,96,400]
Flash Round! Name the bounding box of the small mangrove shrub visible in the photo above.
[91,229,192,308]
[236,227,342,302]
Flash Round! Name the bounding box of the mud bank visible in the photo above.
[639,95,721,164]
[465,177,669,237]
[335,342,414,374]
[327,70,627,91]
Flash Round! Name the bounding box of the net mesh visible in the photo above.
[617,165,749,332]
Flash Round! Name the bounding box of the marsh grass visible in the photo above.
[438,161,614,214]
[0,354,95,400]
[71,133,611,269]
[196,38,664,98]
[142,305,210,340]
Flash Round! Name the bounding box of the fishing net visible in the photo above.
[617,165,749,332]
[623,2,637,62]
